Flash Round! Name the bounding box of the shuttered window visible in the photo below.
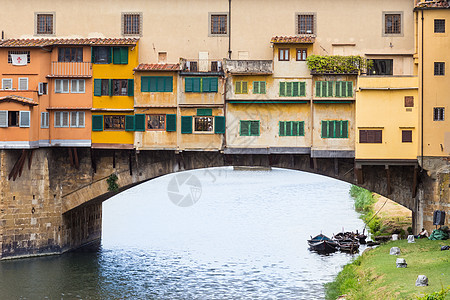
[402,130,412,143]
[197,109,212,116]
[125,115,135,131]
[279,121,305,136]
[321,120,349,138]
[141,76,173,92]
[71,79,85,93]
[185,77,218,93]
[253,81,266,94]
[235,81,248,94]
[279,82,306,97]
[166,114,176,132]
[92,46,112,64]
[70,112,85,128]
[359,130,382,143]
[240,120,260,136]
[0,111,7,127]
[55,111,70,128]
[315,81,334,97]
[2,79,12,90]
[41,112,49,128]
[112,47,128,64]
[92,115,104,131]
[18,78,28,90]
[19,111,30,127]
[55,79,70,93]
[181,116,193,133]
[214,116,225,134]
[134,114,145,131]
[335,81,353,97]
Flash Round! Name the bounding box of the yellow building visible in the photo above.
[91,39,139,149]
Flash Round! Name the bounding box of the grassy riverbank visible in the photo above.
[325,239,450,299]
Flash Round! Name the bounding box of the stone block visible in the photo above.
[390,247,401,255]
[396,258,407,268]
[415,275,428,286]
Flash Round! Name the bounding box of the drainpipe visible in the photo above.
[421,10,424,170]
[228,0,232,59]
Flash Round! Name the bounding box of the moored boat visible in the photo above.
[308,234,339,254]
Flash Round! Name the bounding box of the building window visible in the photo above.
[297,14,315,34]
[194,117,213,132]
[359,130,382,143]
[279,82,306,97]
[185,77,218,93]
[235,81,248,94]
[58,48,83,62]
[122,13,142,36]
[253,81,266,94]
[367,59,393,75]
[104,115,125,130]
[240,120,260,136]
[41,112,49,128]
[18,78,28,90]
[402,130,412,143]
[434,19,445,33]
[8,111,19,127]
[112,80,129,96]
[278,49,289,61]
[0,111,29,127]
[434,62,445,76]
[92,47,111,64]
[71,79,85,93]
[404,96,414,107]
[94,79,133,96]
[54,111,70,128]
[335,81,353,97]
[8,51,30,64]
[210,14,228,35]
[36,13,54,35]
[279,121,305,136]
[55,79,70,93]
[384,13,401,34]
[38,82,48,95]
[433,107,445,121]
[147,115,166,130]
[296,48,307,61]
[70,112,85,128]
[315,81,333,97]
[141,76,173,92]
[2,79,13,90]
[321,120,348,138]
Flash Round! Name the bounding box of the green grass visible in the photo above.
[326,239,450,299]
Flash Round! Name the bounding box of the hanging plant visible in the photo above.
[107,174,119,192]
[306,55,372,74]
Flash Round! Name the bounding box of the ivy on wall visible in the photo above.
[306,55,372,74]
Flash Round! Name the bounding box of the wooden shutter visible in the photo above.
[202,78,211,92]
[150,77,158,92]
[286,82,292,96]
[279,121,285,136]
[197,109,212,116]
[108,47,112,64]
[329,120,336,137]
[113,47,121,64]
[157,77,165,92]
[404,96,414,107]
[240,121,250,136]
[127,79,134,96]
[292,82,299,97]
[166,114,176,132]
[121,47,128,64]
[242,81,248,94]
[125,115,135,131]
[141,77,150,92]
[0,111,7,127]
[165,77,173,92]
[94,79,102,96]
[321,121,328,138]
[342,121,348,138]
[193,78,201,92]
[335,81,342,97]
[316,81,322,97]
[134,114,145,131]
[402,130,412,142]
[185,78,193,92]
[359,130,368,143]
[327,81,333,97]
[253,81,259,94]
[91,47,95,63]
[292,122,299,136]
[108,79,113,96]
[235,81,242,94]
[260,81,266,94]
[210,77,218,92]
[181,116,192,133]
[360,129,381,143]
[92,115,103,131]
[19,111,30,127]
[214,116,225,134]
[285,121,293,136]
[299,82,306,96]
[280,82,286,96]
[299,121,305,136]
[250,121,260,136]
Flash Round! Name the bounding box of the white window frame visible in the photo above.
[0,110,8,127]
[70,111,85,128]
[18,77,29,90]
[2,79,13,90]
[19,111,30,128]
[193,116,214,133]
[71,79,85,93]
[41,112,49,128]
[55,79,69,93]
[54,111,69,128]
[38,82,48,95]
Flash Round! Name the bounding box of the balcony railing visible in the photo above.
[50,61,92,77]
[224,59,273,74]
[180,58,224,74]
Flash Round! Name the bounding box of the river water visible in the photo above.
[0,167,365,299]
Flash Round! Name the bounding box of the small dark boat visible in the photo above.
[337,239,359,253]
[308,234,338,253]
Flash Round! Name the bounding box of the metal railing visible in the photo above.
[180,58,224,73]
[51,61,92,77]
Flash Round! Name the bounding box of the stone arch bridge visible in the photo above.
[0,148,448,259]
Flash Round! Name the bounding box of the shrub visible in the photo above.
[107,174,119,192]
[306,55,372,74]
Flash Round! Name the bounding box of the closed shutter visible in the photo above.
[181,116,192,133]
[240,121,250,136]
[279,121,285,136]
[134,114,145,131]
[78,112,85,127]
[112,47,121,64]
[250,121,260,136]
[342,121,349,138]
[329,120,336,137]
[70,111,78,127]
[285,121,293,136]
[299,82,306,96]
[359,130,368,143]
[121,47,128,64]
[253,81,259,94]
[402,130,412,142]
[41,112,47,128]
[19,111,30,127]
[125,115,135,131]
[150,77,158,92]
[108,47,112,64]
[62,112,69,127]
[241,81,248,94]
[127,79,134,96]
[92,115,103,131]
[157,77,165,92]
[214,116,225,134]
[210,77,218,92]
[292,82,299,97]
[166,114,176,132]
[141,77,150,92]
[185,78,193,92]
[235,81,242,94]
[197,109,212,116]
[327,81,334,97]
[94,79,102,96]
[202,78,210,92]
[260,81,266,94]
[193,78,201,92]
[292,122,299,136]
[286,82,292,96]
[321,121,328,138]
[316,81,322,97]
[346,82,353,97]
[279,82,286,96]
[19,78,28,90]
[335,81,342,97]
[165,77,173,92]
[91,47,95,63]
[0,111,8,127]
[299,121,305,136]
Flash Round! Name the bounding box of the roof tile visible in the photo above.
[0,38,139,48]
[270,36,315,44]
[134,63,180,71]
[0,95,38,106]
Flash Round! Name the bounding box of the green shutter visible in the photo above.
[299,121,305,136]
[197,109,212,116]
[94,79,102,96]
[346,82,353,97]
[280,82,286,96]
[193,78,201,92]
[242,82,248,94]
[202,78,210,92]
[125,115,135,131]
[250,121,260,136]
[292,82,299,97]
[299,82,306,96]
[327,81,334,97]
[108,79,113,96]
[210,77,218,92]
[214,116,225,134]
[292,122,299,136]
[279,121,285,136]
[134,114,145,131]
[92,115,103,131]
[286,82,292,96]
[335,81,342,97]
[141,77,149,92]
[240,121,250,136]
[286,121,293,136]
[260,81,266,94]
[321,120,328,138]
[181,116,192,133]
[235,81,242,94]
[157,77,165,92]
[253,81,259,94]
[91,47,95,63]
[165,77,173,92]
[150,77,158,92]
[108,47,112,64]
[121,47,128,64]
[127,79,134,96]
[185,78,193,92]
[342,120,348,138]
[166,114,176,132]
[330,120,336,137]
[316,82,322,97]
[113,47,121,64]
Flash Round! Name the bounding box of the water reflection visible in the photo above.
[0,167,364,299]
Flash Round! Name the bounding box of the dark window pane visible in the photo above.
[434,19,445,33]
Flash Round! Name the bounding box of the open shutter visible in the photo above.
[214,116,225,134]
[316,82,322,97]
[92,115,103,131]
[202,78,210,92]
[121,47,128,64]
[193,78,201,92]
[346,82,353,97]
[19,111,30,127]
[125,115,135,131]
[321,121,328,138]
[94,79,102,96]
[134,114,145,131]
[185,78,193,92]
[299,121,305,136]
[279,121,285,136]
[240,121,250,136]
[108,79,113,96]
[342,120,348,138]
[0,111,7,127]
[166,114,176,132]
[127,79,134,96]
[141,77,149,92]
[181,116,192,133]
[292,82,299,97]
[279,82,286,96]
[210,77,218,92]
[165,77,173,92]
[113,47,121,64]
[108,47,112,64]
[91,47,95,63]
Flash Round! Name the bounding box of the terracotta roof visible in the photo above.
[0,38,139,48]
[270,36,315,44]
[0,95,38,106]
[134,63,180,71]
[415,1,450,9]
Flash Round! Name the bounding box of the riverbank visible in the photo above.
[325,239,450,299]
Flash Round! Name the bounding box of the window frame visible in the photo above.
[209,13,229,37]
[433,107,445,121]
[194,116,214,133]
[278,48,290,61]
[235,81,248,94]
[2,78,13,90]
[402,130,412,143]
[296,13,316,35]
[54,111,70,128]
[321,120,349,139]
[359,129,382,143]
[41,112,49,128]
[279,121,305,137]
[35,12,55,36]
[58,48,83,62]
[279,81,306,97]
[55,79,70,93]
[38,82,48,95]
[147,114,166,131]
[296,48,307,61]
[239,120,260,136]
[434,62,445,76]
[91,46,111,64]
[70,111,85,128]
[122,12,143,36]
[104,115,126,130]
[383,12,403,36]
[18,78,29,91]
[8,51,30,64]
[8,111,19,127]
[367,59,393,76]
[71,79,85,93]
[253,81,266,94]
[434,19,445,33]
